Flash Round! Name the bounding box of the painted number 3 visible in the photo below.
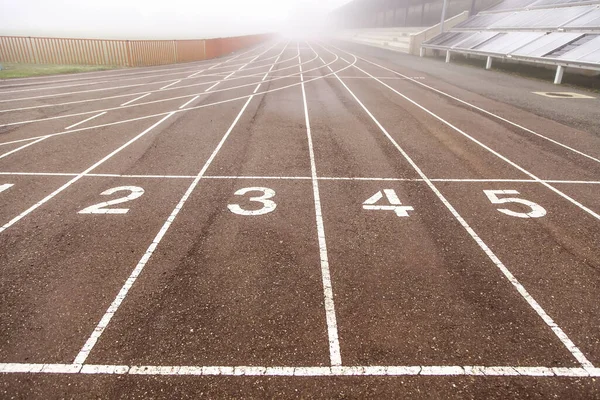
[484,189,546,218]
[228,187,277,216]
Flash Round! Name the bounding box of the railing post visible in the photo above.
[486,56,493,70]
[554,65,565,84]
[126,40,133,67]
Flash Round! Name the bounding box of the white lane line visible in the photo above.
[2,172,600,185]
[0,363,598,377]
[0,114,174,235]
[0,137,50,161]
[299,48,342,367]
[329,48,600,222]
[313,43,595,369]
[72,53,278,365]
[178,95,200,109]
[159,80,182,90]
[333,45,600,166]
[2,172,599,185]
[64,112,106,130]
[179,42,287,108]
[185,44,263,78]
[120,93,151,107]
[204,71,237,92]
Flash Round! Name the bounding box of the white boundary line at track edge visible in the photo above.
[0,363,598,377]
[73,47,285,365]
[313,42,595,369]
[299,45,342,367]
[331,43,600,166]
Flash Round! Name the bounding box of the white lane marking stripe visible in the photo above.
[314,43,595,369]
[178,95,200,109]
[0,113,174,235]
[0,137,51,161]
[0,363,598,377]
[180,42,287,106]
[159,80,182,90]
[1,172,599,185]
[73,90,260,366]
[0,172,599,185]
[64,112,106,130]
[120,93,151,107]
[204,70,237,92]
[335,45,600,165]
[299,48,342,367]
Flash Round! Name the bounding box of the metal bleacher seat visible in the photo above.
[421,0,600,83]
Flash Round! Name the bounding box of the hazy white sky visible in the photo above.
[0,0,352,39]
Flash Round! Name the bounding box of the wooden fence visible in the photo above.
[0,34,271,67]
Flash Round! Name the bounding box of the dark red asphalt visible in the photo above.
[0,39,599,398]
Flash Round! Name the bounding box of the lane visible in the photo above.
[305,44,582,367]
[77,46,332,366]
[0,174,190,362]
[319,43,600,365]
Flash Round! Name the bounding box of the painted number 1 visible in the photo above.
[228,187,277,216]
[484,189,546,218]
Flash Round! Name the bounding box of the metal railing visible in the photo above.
[0,34,270,67]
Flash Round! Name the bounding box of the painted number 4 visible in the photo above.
[484,189,546,218]
[363,189,414,217]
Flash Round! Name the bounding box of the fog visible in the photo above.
[0,0,352,40]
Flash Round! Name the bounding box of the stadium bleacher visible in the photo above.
[421,0,600,83]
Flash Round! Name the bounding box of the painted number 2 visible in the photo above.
[228,187,277,216]
[484,189,546,218]
[78,186,144,214]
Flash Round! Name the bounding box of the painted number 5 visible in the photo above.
[484,189,546,218]
[79,186,144,214]
[228,187,276,216]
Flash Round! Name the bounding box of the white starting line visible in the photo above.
[0,172,599,185]
[0,363,598,377]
